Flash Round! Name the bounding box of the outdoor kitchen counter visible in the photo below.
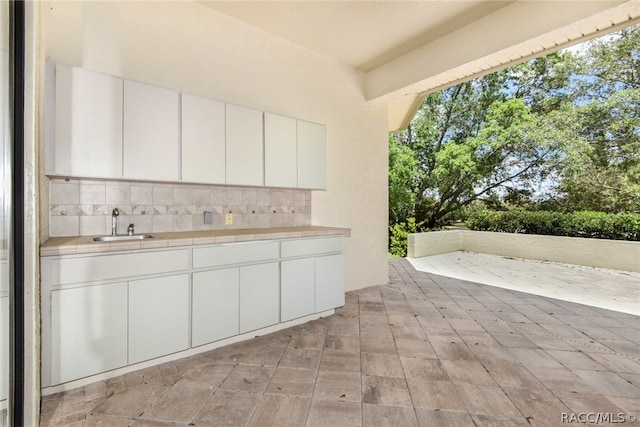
[40,226,351,256]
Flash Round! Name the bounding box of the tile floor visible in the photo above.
[40,259,640,426]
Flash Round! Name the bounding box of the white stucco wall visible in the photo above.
[409,230,640,273]
[40,1,389,291]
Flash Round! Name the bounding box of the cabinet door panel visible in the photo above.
[239,263,279,333]
[226,104,264,186]
[124,80,180,181]
[265,113,297,188]
[53,64,123,178]
[51,283,128,384]
[182,94,226,184]
[315,254,345,312]
[192,268,240,346]
[297,120,326,189]
[129,274,189,364]
[281,258,315,322]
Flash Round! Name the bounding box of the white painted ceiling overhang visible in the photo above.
[199,1,640,132]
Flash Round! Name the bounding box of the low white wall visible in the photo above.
[408,230,640,273]
[408,230,461,258]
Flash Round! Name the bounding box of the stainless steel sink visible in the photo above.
[93,234,155,242]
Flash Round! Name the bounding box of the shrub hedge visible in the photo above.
[389,218,419,257]
[466,210,640,241]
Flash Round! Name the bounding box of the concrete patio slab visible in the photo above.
[408,251,640,316]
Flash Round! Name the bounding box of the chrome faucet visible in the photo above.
[111,208,119,236]
[127,224,135,236]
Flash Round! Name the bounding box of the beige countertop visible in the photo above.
[40,226,351,256]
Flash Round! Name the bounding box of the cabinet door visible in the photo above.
[281,258,315,322]
[226,104,264,186]
[265,113,297,188]
[239,263,279,333]
[315,254,345,312]
[297,120,326,189]
[192,268,239,346]
[51,283,128,384]
[124,80,180,181]
[129,274,189,364]
[181,94,226,184]
[52,64,123,178]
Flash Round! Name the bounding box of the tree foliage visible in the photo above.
[389,24,640,230]
[388,136,422,224]
[556,27,640,212]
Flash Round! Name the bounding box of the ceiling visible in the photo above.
[199,1,640,131]
[199,1,512,72]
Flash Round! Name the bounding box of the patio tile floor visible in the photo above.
[40,259,640,426]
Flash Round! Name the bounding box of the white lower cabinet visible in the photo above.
[281,258,315,322]
[281,236,345,319]
[192,268,240,346]
[315,254,345,312]
[239,262,280,333]
[42,236,345,387]
[51,283,128,384]
[128,274,190,364]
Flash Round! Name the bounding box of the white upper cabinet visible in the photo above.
[123,80,180,181]
[297,120,326,189]
[181,93,226,184]
[47,64,327,188]
[225,104,264,186]
[264,113,297,188]
[50,64,123,178]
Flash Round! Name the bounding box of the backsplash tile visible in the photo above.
[48,178,312,237]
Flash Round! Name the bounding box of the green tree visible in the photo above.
[556,89,640,212]
[554,25,640,212]
[391,24,640,228]
[388,134,422,225]
[395,53,573,227]
[421,98,568,226]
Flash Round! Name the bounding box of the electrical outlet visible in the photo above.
[203,211,213,225]
[225,213,233,225]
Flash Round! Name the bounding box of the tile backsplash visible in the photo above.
[48,178,311,237]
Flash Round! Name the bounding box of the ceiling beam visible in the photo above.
[381,0,640,132]
[369,0,638,103]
